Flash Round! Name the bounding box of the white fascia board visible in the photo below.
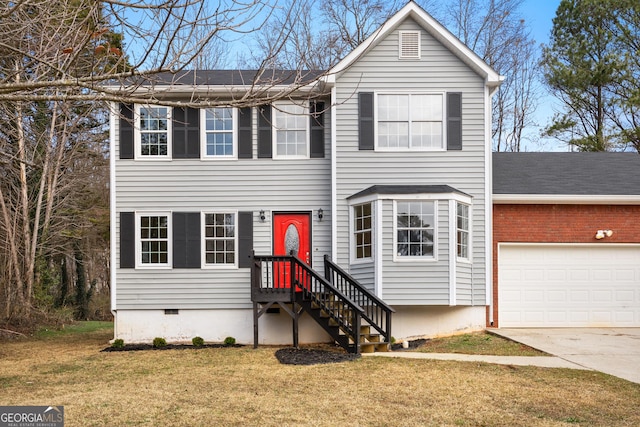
[493,194,640,205]
[325,2,503,87]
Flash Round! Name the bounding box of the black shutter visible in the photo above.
[238,107,253,159]
[310,101,325,158]
[119,104,134,159]
[120,212,135,268]
[447,92,462,151]
[358,92,374,150]
[173,212,201,268]
[173,107,200,158]
[238,211,253,268]
[257,105,272,158]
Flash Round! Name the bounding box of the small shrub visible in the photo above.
[192,336,205,347]
[223,336,236,346]
[112,339,124,349]
[153,337,167,348]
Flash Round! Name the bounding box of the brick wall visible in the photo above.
[489,204,640,327]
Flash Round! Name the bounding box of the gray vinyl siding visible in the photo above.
[349,262,375,293]
[337,18,487,305]
[114,105,332,310]
[456,262,473,304]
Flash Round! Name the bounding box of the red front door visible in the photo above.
[273,213,311,288]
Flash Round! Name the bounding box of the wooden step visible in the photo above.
[360,334,381,343]
[360,342,391,353]
[360,343,376,353]
[375,343,390,352]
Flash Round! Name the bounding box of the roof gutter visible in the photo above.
[493,194,640,205]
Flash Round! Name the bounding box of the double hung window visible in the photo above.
[377,93,443,150]
[273,103,309,158]
[203,107,235,158]
[353,203,373,260]
[456,203,470,260]
[203,212,237,266]
[138,213,171,267]
[139,106,170,157]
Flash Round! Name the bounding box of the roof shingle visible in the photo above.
[493,152,640,195]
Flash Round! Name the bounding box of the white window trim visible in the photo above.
[134,105,172,160]
[399,30,421,59]
[393,200,438,262]
[272,101,310,160]
[200,107,238,160]
[201,211,239,269]
[135,211,172,269]
[456,202,472,263]
[374,92,446,152]
[349,202,375,265]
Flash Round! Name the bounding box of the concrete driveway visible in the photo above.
[491,328,640,384]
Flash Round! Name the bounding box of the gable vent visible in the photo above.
[399,31,420,59]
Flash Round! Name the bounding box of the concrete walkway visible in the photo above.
[363,350,589,369]
[364,328,640,385]
[491,328,640,384]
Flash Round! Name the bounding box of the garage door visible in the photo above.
[499,244,640,327]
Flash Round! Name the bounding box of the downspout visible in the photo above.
[109,102,118,339]
[331,86,338,262]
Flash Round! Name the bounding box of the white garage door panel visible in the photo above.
[499,245,640,327]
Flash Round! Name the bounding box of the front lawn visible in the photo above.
[0,323,638,426]
[412,331,547,356]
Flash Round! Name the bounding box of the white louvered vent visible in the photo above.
[399,31,421,59]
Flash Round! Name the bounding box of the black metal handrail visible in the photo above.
[251,253,295,302]
[252,253,365,353]
[323,255,395,343]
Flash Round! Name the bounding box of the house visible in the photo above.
[109,2,502,349]
[492,152,640,328]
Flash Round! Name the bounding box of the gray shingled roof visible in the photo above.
[348,185,470,199]
[132,70,324,86]
[493,152,640,195]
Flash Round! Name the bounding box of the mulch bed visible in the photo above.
[101,339,428,363]
[102,343,242,352]
[275,347,361,365]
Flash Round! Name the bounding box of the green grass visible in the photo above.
[35,321,113,339]
[1,326,639,427]
[415,331,547,356]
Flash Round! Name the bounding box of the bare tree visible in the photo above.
[424,0,540,151]
[243,0,400,71]
[0,0,330,106]
[0,0,332,325]
[320,0,401,53]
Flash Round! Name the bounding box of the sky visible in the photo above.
[521,0,560,44]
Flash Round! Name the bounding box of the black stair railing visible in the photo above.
[323,255,395,345]
[252,253,365,353]
[251,253,295,302]
[290,255,365,353]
